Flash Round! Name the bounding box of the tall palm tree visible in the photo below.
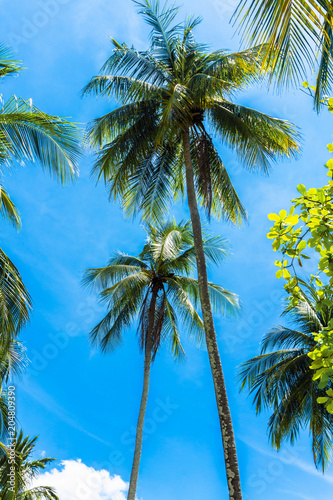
[0,430,58,499]
[233,0,333,110]
[84,220,239,500]
[83,1,299,496]
[239,282,333,472]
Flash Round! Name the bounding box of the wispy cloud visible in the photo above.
[279,489,315,500]
[241,436,333,485]
[20,380,110,445]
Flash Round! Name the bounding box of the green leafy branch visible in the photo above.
[267,152,333,412]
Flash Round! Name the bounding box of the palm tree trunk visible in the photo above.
[127,286,158,500]
[182,127,242,500]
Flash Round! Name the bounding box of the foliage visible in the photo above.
[0,430,58,499]
[83,0,299,224]
[84,219,239,357]
[0,249,32,340]
[240,287,333,471]
[0,44,81,227]
[267,100,333,411]
[233,0,333,110]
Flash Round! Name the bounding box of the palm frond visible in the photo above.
[0,183,20,228]
[190,132,247,222]
[0,248,32,339]
[82,74,163,103]
[17,486,59,500]
[208,99,300,172]
[0,96,80,183]
[83,254,148,289]
[0,44,21,78]
[240,290,333,470]
[233,0,324,88]
[134,0,182,67]
[164,298,185,358]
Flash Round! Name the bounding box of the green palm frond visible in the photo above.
[0,44,21,78]
[0,338,27,383]
[166,277,204,342]
[314,18,333,108]
[16,486,59,500]
[82,74,163,103]
[133,0,182,67]
[190,132,247,222]
[0,430,57,498]
[0,96,80,183]
[164,298,185,358]
[0,183,20,228]
[0,248,32,339]
[240,286,333,470]
[122,138,180,222]
[151,222,189,263]
[233,0,333,109]
[85,100,158,149]
[207,99,300,172]
[83,254,148,289]
[101,39,170,86]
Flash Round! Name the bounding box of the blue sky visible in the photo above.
[1,0,333,499]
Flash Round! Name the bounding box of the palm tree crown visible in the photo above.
[83,0,299,223]
[239,282,333,471]
[84,220,238,356]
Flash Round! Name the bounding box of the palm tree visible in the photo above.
[84,219,239,500]
[233,0,333,110]
[239,282,333,472]
[83,1,299,496]
[0,430,58,499]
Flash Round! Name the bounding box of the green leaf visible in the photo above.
[318,376,330,389]
[268,213,280,222]
[283,269,291,279]
[276,269,283,279]
[285,214,299,225]
[297,240,307,251]
[297,184,307,195]
[326,402,333,414]
[326,159,333,170]
[317,396,329,404]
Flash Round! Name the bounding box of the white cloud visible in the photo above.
[31,459,128,500]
